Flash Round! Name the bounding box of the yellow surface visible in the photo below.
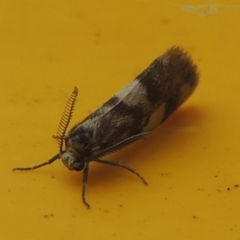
[1,0,240,239]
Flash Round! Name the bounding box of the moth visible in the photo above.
[13,46,199,208]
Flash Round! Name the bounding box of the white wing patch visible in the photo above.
[143,104,166,132]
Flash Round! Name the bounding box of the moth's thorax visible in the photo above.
[66,125,93,147]
[60,127,93,171]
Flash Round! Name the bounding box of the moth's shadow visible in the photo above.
[64,105,205,188]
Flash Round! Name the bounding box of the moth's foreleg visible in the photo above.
[95,159,148,185]
[13,154,60,171]
[82,163,90,208]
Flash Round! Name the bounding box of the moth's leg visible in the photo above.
[95,159,148,185]
[82,163,90,208]
[13,154,60,171]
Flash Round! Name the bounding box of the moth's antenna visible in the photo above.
[56,87,78,152]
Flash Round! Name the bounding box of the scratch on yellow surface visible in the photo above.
[1,0,240,239]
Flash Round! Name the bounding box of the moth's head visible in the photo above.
[60,148,85,171]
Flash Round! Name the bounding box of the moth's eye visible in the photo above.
[61,151,86,171]
[72,161,85,171]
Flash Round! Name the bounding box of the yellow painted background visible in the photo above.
[1,0,240,239]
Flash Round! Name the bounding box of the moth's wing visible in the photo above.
[67,81,154,158]
[89,131,151,160]
[66,47,198,160]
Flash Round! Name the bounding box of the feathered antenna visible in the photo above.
[55,87,78,152]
